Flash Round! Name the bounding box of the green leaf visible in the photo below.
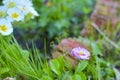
[91,43,102,56]
[83,7,92,14]
[41,76,52,80]
[49,59,61,76]
[61,71,72,80]
[72,74,82,80]
[21,50,29,60]
[79,72,86,80]
[87,64,98,79]
[75,61,88,73]
[0,67,10,75]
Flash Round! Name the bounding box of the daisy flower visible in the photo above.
[27,7,39,19]
[71,47,90,60]
[17,4,32,15]
[22,0,33,6]
[0,6,7,18]
[2,0,20,8]
[17,0,32,11]
[24,7,39,20]
[7,7,24,22]
[0,19,13,36]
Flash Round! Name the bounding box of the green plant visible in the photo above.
[14,0,95,40]
[0,36,117,80]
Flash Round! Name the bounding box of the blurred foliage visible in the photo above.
[13,0,96,40]
[0,36,116,80]
[1,0,120,79]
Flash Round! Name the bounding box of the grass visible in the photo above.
[0,35,117,80]
[0,0,120,80]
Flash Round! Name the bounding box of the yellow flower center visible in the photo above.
[9,1,15,8]
[25,12,33,20]
[78,52,83,56]
[0,11,3,16]
[11,12,19,18]
[0,25,7,32]
[28,12,33,17]
[47,2,52,7]
[21,6,26,11]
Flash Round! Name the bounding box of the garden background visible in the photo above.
[0,0,120,80]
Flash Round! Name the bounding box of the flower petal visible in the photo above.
[71,47,90,60]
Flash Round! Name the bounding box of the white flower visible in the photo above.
[7,7,24,22]
[3,77,15,80]
[2,0,20,8]
[0,19,13,36]
[16,0,33,12]
[20,0,33,6]
[28,7,39,19]
[17,0,39,18]
[0,6,7,18]
[17,4,31,15]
